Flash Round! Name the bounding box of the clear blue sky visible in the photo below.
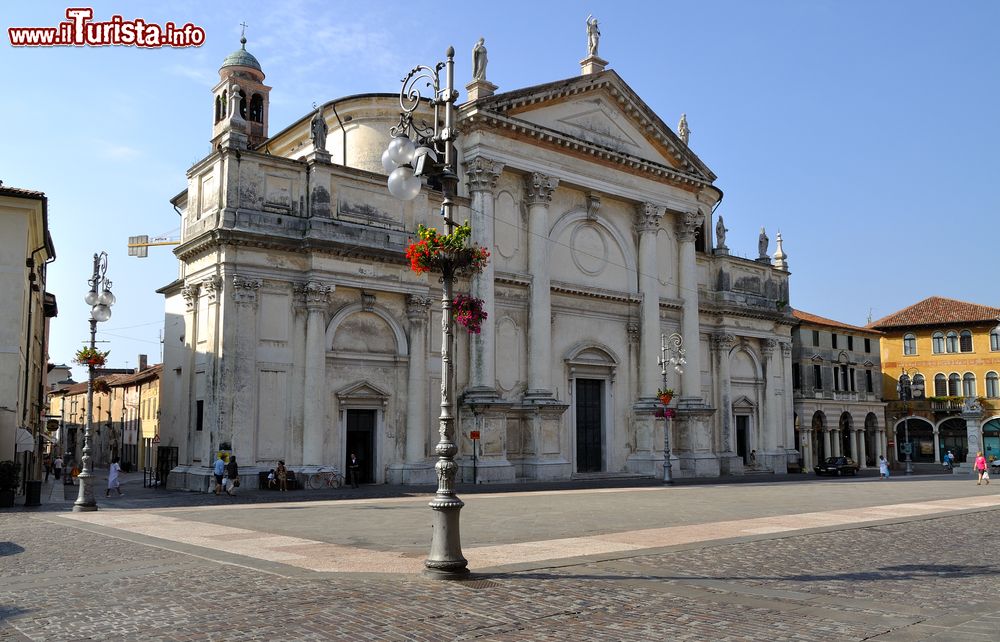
[2,1,997,373]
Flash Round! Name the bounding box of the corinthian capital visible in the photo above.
[711,333,737,352]
[232,275,262,305]
[761,337,778,358]
[634,202,663,234]
[203,275,223,303]
[524,172,559,207]
[406,294,432,321]
[464,156,505,193]
[181,283,200,312]
[675,210,704,243]
[304,281,331,310]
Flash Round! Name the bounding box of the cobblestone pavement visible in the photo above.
[2,478,998,641]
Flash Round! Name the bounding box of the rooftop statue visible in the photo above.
[586,15,600,57]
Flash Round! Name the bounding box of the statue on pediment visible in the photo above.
[586,15,600,57]
[758,227,769,259]
[716,215,728,249]
[310,104,328,152]
[472,37,488,81]
[678,113,690,145]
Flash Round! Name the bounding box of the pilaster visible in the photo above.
[302,280,331,466]
[524,172,559,400]
[635,203,663,400]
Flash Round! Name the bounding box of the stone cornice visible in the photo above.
[550,280,641,304]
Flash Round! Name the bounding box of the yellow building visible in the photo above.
[870,296,1000,466]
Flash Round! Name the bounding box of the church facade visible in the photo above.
[159,35,797,489]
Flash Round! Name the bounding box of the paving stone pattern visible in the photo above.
[2,506,998,640]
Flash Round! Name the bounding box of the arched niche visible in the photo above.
[326,303,408,356]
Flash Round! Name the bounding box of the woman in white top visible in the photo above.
[106,456,123,497]
[878,455,890,480]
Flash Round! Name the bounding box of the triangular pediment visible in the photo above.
[464,71,716,183]
[336,380,389,401]
[733,395,756,409]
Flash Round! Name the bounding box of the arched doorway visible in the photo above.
[895,417,934,463]
[812,411,826,464]
[864,413,879,467]
[840,412,854,460]
[939,417,968,464]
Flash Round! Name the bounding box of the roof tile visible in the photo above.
[868,296,1000,330]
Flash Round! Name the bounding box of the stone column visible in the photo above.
[202,276,222,463]
[823,428,832,460]
[675,211,704,403]
[181,283,200,464]
[858,428,868,468]
[848,425,858,461]
[230,276,261,460]
[933,428,940,463]
[712,333,738,473]
[636,203,663,398]
[962,400,984,467]
[465,157,504,398]
[781,341,795,454]
[525,172,559,399]
[801,429,813,470]
[761,339,778,453]
[302,281,331,466]
[405,295,431,463]
[832,428,842,457]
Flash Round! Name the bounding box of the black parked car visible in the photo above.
[814,456,859,476]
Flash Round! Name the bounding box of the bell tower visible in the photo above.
[211,28,270,149]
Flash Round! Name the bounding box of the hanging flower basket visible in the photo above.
[657,387,674,405]
[93,378,111,394]
[74,347,109,368]
[453,294,488,334]
[405,222,489,276]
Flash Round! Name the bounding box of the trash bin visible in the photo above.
[24,480,42,507]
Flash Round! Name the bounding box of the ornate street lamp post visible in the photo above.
[383,47,468,578]
[658,333,686,484]
[74,252,114,512]
[896,367,920,476]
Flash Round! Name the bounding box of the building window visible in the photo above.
[987,372,999,398]
[935,373,947,396]
[847,336,854,351]
[832,334,838,349]
[960,330,973,353]
[813,364,822,389]
[946,331,958,353]
[932,332,944,354]
[991,327,1000,351]
[948,373,960,397]
[903,333,917,355]
[792,363,801,390]
[812,330,820,347]
[849,367,856,392]
[963,372,976,397]
[864,337,871,353]
[866,370,873,393]
[196,400,204,431]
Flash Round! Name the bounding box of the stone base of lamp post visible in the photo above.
[73,469,97,511]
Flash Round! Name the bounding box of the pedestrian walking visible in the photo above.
[106,456,123,497]
[53,455,63,481]
[879,455,890,480]
[943,450,954,470]
[43,454,52,482]
[974,451,990,485]
[348,453,360,488]
[213,453,226,495]
[225,455,240,495]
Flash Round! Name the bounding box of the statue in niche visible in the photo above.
[716,215,728,249]
[678,113,690,145]
[758,227,769,258]
[472,37,488,81]
[310,104,328,152]
[586,15,600,57]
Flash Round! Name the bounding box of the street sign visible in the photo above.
[887,440,895,447]
[152,434,161,443]
[470,431,480,440]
